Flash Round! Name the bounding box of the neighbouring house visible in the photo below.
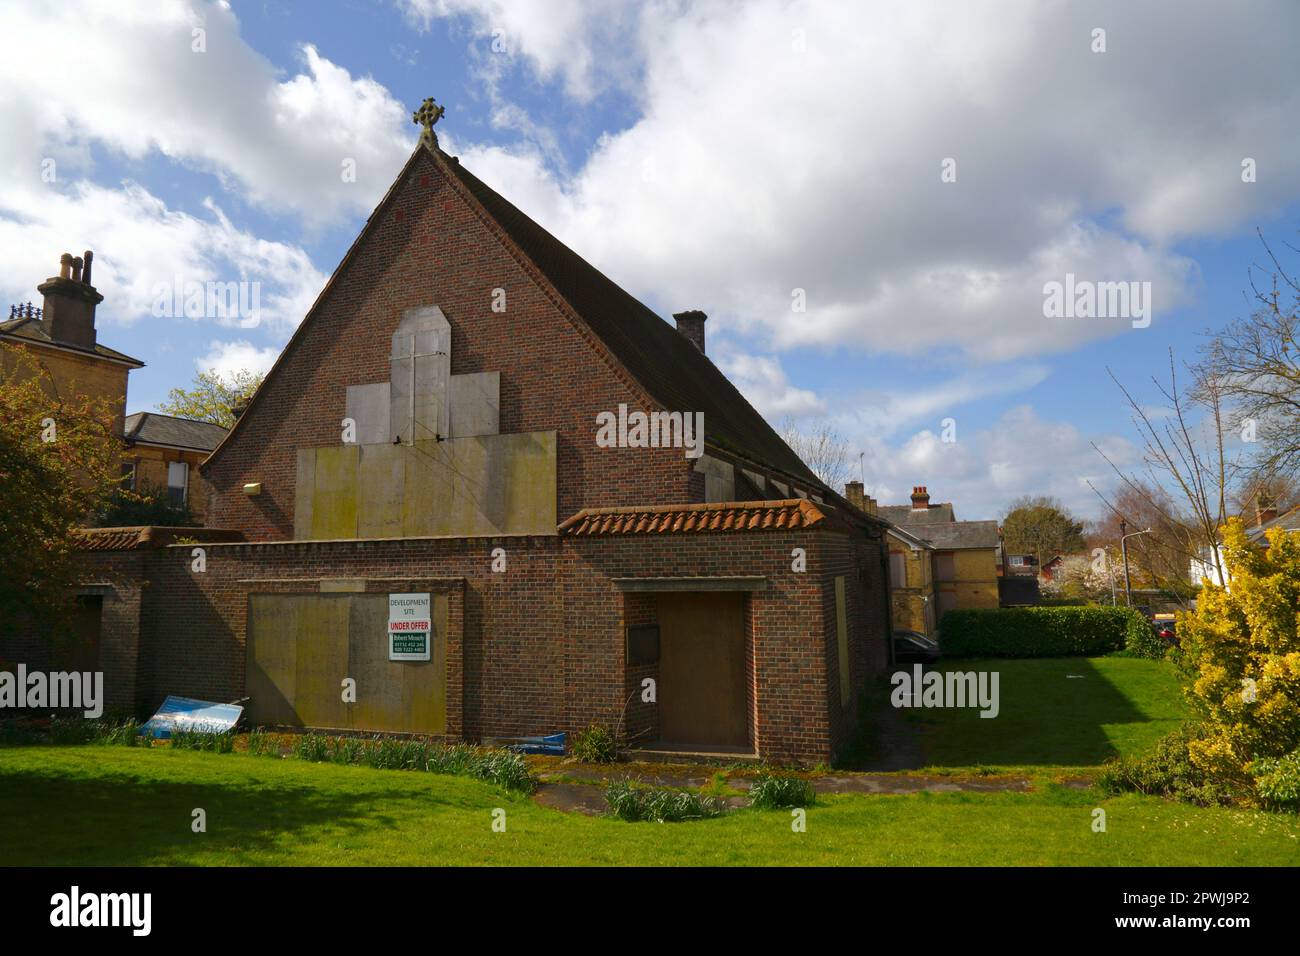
[1190,494,1300,587]
[1,252,143,439]
[1003,553,1039,576]
[879,486,1003,623]
[1039,554,1066,583]
[0,108,894,764]
[3,257,226,525]
[122,412,228,524]
[845,481,937,635]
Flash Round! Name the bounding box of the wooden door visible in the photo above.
[656,592,748,749]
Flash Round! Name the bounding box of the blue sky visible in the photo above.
[3,0,1298,520]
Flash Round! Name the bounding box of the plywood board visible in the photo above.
[293,448,315,540]
[311,445,359,540]
[357,444,405,539]
[656,592,748,748]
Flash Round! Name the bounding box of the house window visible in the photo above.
[935,552,956,582]
[167,461,189,507]
[889,552,907,589]
[120,462,136,491]
[1010,555,1024,567]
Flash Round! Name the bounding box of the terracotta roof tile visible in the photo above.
[72,526,245,552]
[558,499,827,537]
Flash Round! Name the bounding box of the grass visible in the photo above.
[1,745,1298,866]
[904,656,1185,773]
[2,656,1294,866]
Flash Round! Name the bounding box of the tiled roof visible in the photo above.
[73,526,245,552]
[559,499,827,536]
[878,502,957,525]
[0,315,143,366]
[1247,506,1300,544]
[911,519,1001,550]
[124,412,228,452]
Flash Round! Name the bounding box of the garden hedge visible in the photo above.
[938,606,1155,658]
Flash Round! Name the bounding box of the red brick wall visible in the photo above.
[51,523,889,763]
[203,148,697,541]
[566,528,861,763]
[132,536,553,742]
[621,593,658,747]
[0,551,144,717]
[815,529,892,756]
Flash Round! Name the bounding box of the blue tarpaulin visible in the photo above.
[139,696,243,739]
[489,732,566,755]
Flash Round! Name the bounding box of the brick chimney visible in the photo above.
[844,480,865,512]
[910,485,930,510]
[38,249,102,349]
[673,309,707,354]
[1256,491,1278,527]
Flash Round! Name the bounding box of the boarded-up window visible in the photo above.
[835,576,851,707]
[889,552,907,588]
[935,551,956,582]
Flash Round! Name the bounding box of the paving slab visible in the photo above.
[811,774,1032,794]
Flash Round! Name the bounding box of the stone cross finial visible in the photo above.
[412,97,446,148]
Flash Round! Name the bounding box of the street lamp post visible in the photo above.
[1119,519,1152,608]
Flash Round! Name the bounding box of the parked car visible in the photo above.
[1152,614,1178,646]
[893,630,940,665]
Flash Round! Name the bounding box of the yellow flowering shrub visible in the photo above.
[1178,518,1300,800]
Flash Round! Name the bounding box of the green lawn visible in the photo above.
[3,656,1296,866]
[2,744,1298,866]
[905,656,1186,772]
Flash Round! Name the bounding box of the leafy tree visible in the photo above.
[1177,518,1300,803]
[157,368,263,428]
[96,480,196,528]
[1001,495,1086,565]
[0,353,122,630]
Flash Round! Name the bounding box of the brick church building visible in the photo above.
[9,101,894,764]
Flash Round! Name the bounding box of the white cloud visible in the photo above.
[196,339,282,379]
[858,405,1141,521]
[0,179,326,335]
[424,0,1300,363]
[714,350,824,418]
[398,0,642,101]
[0,1,412,227]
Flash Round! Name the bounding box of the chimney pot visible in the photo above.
[39,247,104,349]
[1256,491,1278,527]
[673,309,707,354]
[844,480,865,512]
[82,250,94,286]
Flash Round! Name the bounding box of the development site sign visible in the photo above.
[388,593,431,661]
